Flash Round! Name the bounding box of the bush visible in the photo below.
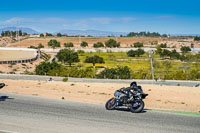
[127,50,136,57]
[35,61,62,75]
[97,66,131,79]
[57,33,62,37]
[28,45,37,49]
[160,43,167,48]
[105,39,120,48]
[50,67,94,78]
[81,41,88,47]
[180,46,191,53]
[133,42,143,48]
[38,43,44,49]
[62,77,68,82]
[93,42,104,48]
[160,49,171,57]
[127,49,145,57]
[35,62,95,78]
[64,42,74,47]
[170,49,180,59]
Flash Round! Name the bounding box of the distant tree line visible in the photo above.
[194,36,200,41]
[1,30,27,37]
[156,45,192,61]
[127,32,168,37]
[44,39,121,49]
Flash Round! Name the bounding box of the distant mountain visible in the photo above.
[170,34,200,36]
[0,27,40,34]
[57,29,128,37]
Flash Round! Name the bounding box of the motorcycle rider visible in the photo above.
[119,81,141,94]
[117,81,143,104]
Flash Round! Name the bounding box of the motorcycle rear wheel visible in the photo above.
[105,98,116,110]
[130,100,144,113]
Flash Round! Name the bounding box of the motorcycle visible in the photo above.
[105,82,148,113]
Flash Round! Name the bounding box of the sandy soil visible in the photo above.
[5,37,200,49]
[7,37,163,48]
[0,59,42,74]
[0,79,200,113]
[0,50,35,61]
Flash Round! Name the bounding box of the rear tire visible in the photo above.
[105,98,116,110]
[130,100,144,113]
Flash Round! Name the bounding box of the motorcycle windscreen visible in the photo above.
[114,91,126,99]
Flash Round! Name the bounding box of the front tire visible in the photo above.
[105,98,116,110]
[130,100,144,113]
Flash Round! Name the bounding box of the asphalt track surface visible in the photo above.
[0,92,199,133]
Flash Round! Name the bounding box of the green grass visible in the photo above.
[77,52,198,71]
[78,52,151,70]
[153,109,200,116]
[68,52,200,80]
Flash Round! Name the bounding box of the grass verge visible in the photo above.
[152,109,200,116]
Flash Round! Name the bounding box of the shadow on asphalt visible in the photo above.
[115,108,149,113]
[0,96,14,102]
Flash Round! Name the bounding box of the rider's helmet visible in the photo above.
[130,81,137,87]
[130,81,139,91]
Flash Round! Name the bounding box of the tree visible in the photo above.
[81,41,88,47]
[35,61,62,75]
[136,49,145,57]
[156,45,162,55]
[57,33,62,37]
[38,43,44,49]
[48,39,61,49]
[96,66,131,79]
[64,42,74,48]
[23,32,28,36]
[105,39,120,48]
[170,49,180,59]
[133,42,143,48]
[84,55,105,68]
[46,33,53,37]
[127,49,145,57]
[56,49,79,66]
[93,42,104,48]
[160,49,171,57]
[181,46,191,53]
[40,34,44,37]
[127,50,136,57]
[127,32,161,37]
[160,43,167,48]
[194,36,200,41]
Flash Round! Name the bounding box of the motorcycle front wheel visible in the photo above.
[105,98,117,110]
[130,100,144,113]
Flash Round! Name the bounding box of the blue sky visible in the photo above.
[0,0,200,34]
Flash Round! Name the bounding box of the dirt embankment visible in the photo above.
[0,79,200,113]
[7,37,162,48]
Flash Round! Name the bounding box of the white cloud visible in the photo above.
[90,17,113,24]
[119,17,137,22]
[0,16,137,32]
[2,17,23,25]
